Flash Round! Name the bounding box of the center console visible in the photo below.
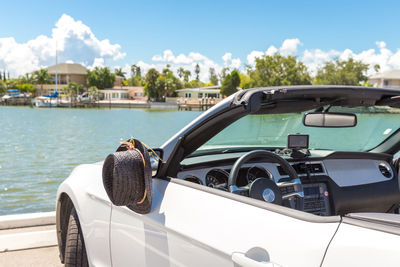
[302,183,331,216]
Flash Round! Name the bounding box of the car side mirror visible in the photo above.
[303,112,357,127]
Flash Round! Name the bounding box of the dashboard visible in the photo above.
[177,151,400,216]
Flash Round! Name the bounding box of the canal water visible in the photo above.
[0,106,201,215]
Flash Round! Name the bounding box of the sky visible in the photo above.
[1,0,400,81]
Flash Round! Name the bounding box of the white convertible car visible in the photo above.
[57,86,400,267]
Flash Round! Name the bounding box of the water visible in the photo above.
[0,106,201,215]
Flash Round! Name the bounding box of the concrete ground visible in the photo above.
[0,246,62,267]
[0,212,60,267]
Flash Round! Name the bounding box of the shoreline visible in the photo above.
[0,98,219,110]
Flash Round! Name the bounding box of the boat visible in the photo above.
[32,92,59,107]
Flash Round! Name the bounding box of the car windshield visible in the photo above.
[197,106,400,153]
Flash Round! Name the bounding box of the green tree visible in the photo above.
[128,64,143,86]
[247,54,311,87]
[209,68,218,85]
[374,64,381,73]
[184,80,204,88]
[314,58,369,85]
[183,70,191,83]
[87,67,116,89]
[19,83,36,94]
[144,68,163,100]
[239,72,251,89]
[65,82,84,104]
[131,64,142,78]
[5,78,19,89]
[0,80,6,94]
[177,67,185,80]
[88,86,99,101]
[114,68,126,79]
[219,67,229,82]
[20,73,34,84]
[127,76,144,86]
[162,64,171,75]
[158,68,183,97]
[33,69,52,95]
[194,64,200,80]
[220,70,241,96]
[65,82,84,95]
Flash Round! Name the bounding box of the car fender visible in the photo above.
[56,162,112,267]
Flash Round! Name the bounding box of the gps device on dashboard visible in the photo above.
[288,134,309,150]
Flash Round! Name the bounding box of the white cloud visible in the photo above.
[247,51,264,66]
[300,41,400,75]
[222,52,241,69]
[266,46,278,56]
[244,38,400,77]
[279,38,302,56]
[246,39,300,67]
[152,49,193,65]
[0,14,125,76]
[301,49,341,75]
[91,58,105,69]
[141,50,227,82]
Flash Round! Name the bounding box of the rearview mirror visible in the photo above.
[303,112,357,127]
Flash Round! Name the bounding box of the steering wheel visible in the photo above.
[228,150,304,209]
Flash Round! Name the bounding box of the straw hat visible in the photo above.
[102,139,152,214]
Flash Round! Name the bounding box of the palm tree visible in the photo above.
[177,67,184,80]
[65,82,84,105]
[33,69,52,95]
[88,86,99,103]
[20,73,34,84]
[183,70,191,83]
[114,68,126,79]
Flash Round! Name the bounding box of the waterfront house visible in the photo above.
[37,63,124,96]
[99,86,146,102]
[369,70,400,89]
[41,63,88,94]
[175,86,223,99]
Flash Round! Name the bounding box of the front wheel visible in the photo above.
[64,208,89,267]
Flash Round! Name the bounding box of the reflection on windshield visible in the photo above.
[200,106,400,152]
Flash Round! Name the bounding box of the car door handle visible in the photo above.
[231,252,282,267]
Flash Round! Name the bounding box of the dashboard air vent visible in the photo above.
[378,163,392,178]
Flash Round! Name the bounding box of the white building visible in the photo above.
[369,70,400,89]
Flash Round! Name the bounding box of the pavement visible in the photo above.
[0,246,61,267]
[0,212,61,267]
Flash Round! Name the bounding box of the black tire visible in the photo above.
[64,208,89,267]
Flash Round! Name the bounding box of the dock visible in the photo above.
[0,212,61,266]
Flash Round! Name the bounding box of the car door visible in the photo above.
[322,214,400,267]
[110,178,340,267]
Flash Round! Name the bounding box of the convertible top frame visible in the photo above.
[159,85,400,177]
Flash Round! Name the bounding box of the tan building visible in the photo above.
[100,86,146,102]
[40,63,88,93]
[369,70,400,89]
[127,87,146,101]
[175,86,223,99]
[114,76,124,87]
[47,63,87,86]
